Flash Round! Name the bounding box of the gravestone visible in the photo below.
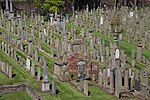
[51,80,56,96]
[31,62,35,76]
[9,0,14,19]
[132,50,135,67]
[77,60,86,80]
[5,0,9,17]
[136,43,142,61]
[115,68,121,98]
[83,80,88,96]
[37,67,40,81]
[8,66,12,78]
[41,60,50,91]
[110,69,114,94]
[26,57,32,71]
[98,69,103,87]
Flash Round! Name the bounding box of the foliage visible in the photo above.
[34,0,65,12]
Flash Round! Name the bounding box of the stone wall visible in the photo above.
[0,83,26,94]
[0,82,43,100]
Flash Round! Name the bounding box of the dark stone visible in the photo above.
[135,79,141,91]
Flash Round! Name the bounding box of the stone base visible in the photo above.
[50,91,57,96]
[41,82,50,92]
[9,13,14,19]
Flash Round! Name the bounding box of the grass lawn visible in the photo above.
[0,91,32,100]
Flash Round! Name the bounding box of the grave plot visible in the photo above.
[0,0,150,100]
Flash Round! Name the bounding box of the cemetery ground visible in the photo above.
[0,4,150,100]
[0,21,149,100]
[0,91,32,100]
[0,34,138,100]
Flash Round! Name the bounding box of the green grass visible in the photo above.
[0,49,40,89]
[0,91,32,100]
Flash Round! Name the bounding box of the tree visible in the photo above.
[34,0,65,13]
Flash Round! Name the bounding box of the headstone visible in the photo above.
[77,60,86,80]
[86,4,89,12]
[135,78,140,91]
[115,68,121,98]
[130,12,134,18]
[110,69,114,94]
[50,14,54,25]
[51,80,56,96]
[100,16,103,25]
[115,49,119,59]
[103,69,107,88]
[83,80,88,96]
[37,67,40,81]
[98,69,103,87]
[92,74,96,81]
[28,40,32,55]
[41,60,50,91]
[35,47,38,61]
[5,0,9,17]
[66,14,69,23]
[9,0,14,19]
[31,62,35,76]
[26,57,32,71]
[136,43,142,61]
[125,69,129,91]
[8,66,12,78]
[132,50,135,67]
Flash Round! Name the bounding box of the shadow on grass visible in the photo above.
[88,91,90,96]
[12,73,16,78]
[40,76,43,80]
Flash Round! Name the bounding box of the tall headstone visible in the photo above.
[110,69,114,94]
[50,14,54,25]
[5,0,9,17]
[9,0,14,19]
[115,68,121,98]
[98,69,103,87]
[132,49,135,67]
[35,47,38,61]
[37,67,40,81]
[41,60,50,91]
[66,14,69,23]
[125,69,129,91]
[28,40,32,55]
[137,42,142,61]
[31,62,35,76]
[51,80,56,96]
[83,80,88,96]
[8,66,12,78]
